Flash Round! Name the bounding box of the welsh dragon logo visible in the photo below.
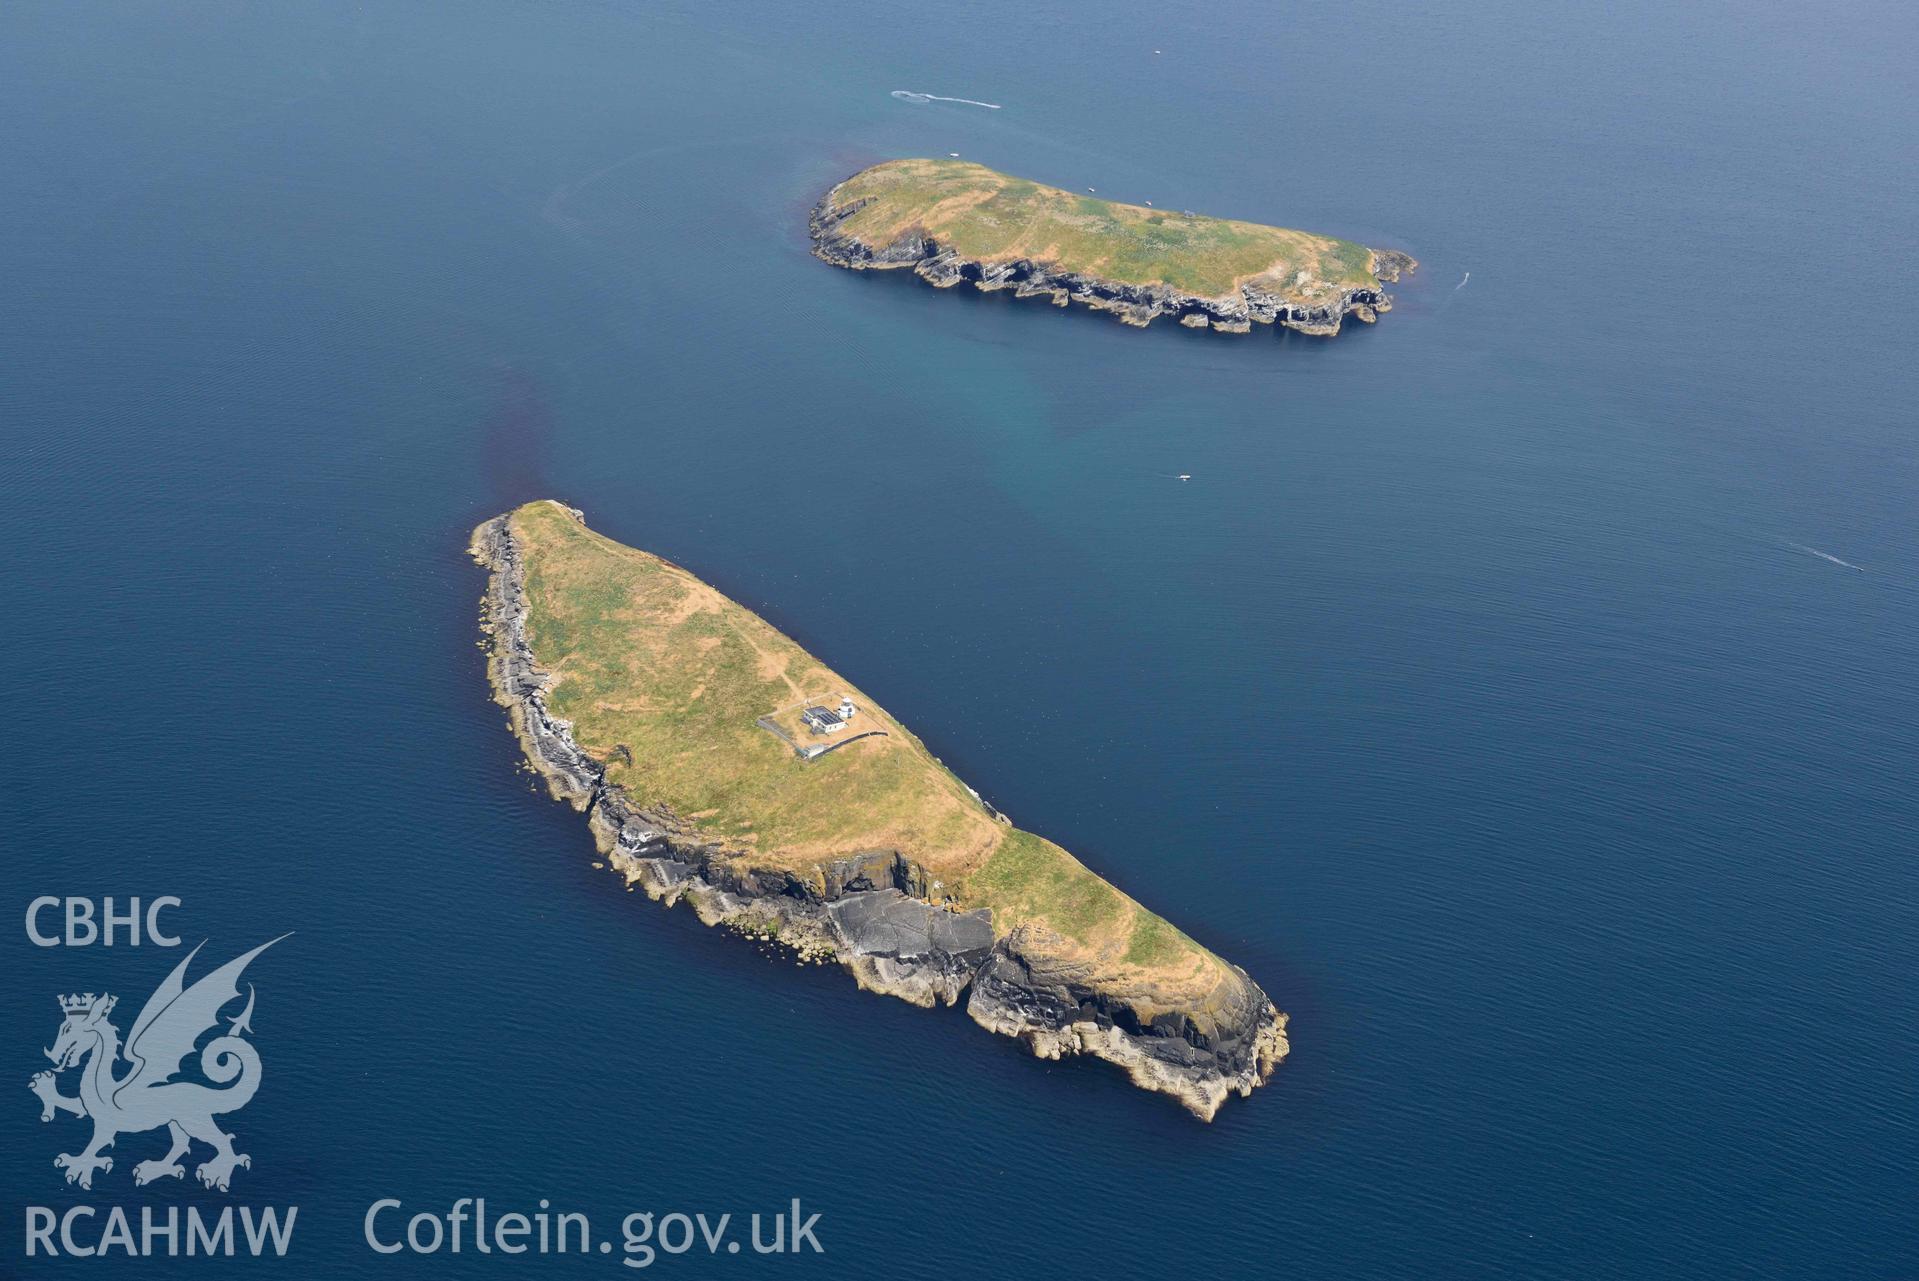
[29,937,286,1191]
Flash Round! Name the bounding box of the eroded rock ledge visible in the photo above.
[472,509,1287,1119]
[810,194,1416,337]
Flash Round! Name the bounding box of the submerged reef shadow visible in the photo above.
[480,368,557,513]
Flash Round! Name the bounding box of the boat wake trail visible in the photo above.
[891,90,1003,109]
[1785,541,1866,572]
[1456,270,1470,290]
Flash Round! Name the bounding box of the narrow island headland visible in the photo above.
[472,501,1288,1119]
[811,157,1416,336]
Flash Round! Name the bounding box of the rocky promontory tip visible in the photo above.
[811,157,1415,337]
[472,500,1288,1119]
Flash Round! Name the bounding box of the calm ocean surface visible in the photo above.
[3,1,1915,1276]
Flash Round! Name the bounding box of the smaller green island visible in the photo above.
[811,158,1416,336]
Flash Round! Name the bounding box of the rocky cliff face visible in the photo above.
[472,510,1287,1119]
[811,194,1415,337]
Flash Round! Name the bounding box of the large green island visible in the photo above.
[811,157,1415,335]
[473,501,1287,1119]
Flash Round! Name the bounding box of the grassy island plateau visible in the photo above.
[811,157,1415,335]
[473,500,1287,1119]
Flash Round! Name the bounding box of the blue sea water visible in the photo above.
[3,1,1915,1275]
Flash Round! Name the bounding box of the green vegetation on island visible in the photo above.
[812,158,1414,334]
[506,499,1203,969]
[476,501,1287,1117]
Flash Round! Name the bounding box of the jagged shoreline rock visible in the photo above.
[471,509,1288,1120]
[809,178,1416,337]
